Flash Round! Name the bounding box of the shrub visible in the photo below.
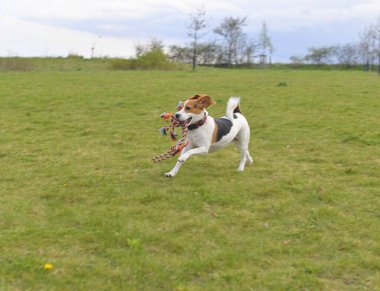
[110,59,137,70]
[135,49,173,70]
[67,53,84,59]
[110,49,181,71]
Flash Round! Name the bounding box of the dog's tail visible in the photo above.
[226,96,241,120]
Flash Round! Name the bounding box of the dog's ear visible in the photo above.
[197,94,215,109]
[188,94,201,100]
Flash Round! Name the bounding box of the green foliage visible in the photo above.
[304,46,335,65]
[0,70,379,289]
[110,58,137,70]
[136,49,172,70]
[110,50,182,71]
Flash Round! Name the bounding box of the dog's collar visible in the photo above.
[188,113,207,130]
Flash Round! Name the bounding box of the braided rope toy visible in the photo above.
[152,101,189,163]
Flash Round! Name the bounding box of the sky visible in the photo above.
[1,0,380,62]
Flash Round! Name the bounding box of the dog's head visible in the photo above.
[174,94,215,123]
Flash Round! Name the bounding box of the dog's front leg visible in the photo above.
[165,146,208,178]
[165,144,192,178]
[178,146,208,163]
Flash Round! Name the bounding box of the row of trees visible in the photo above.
[184,9,273,69]
[290,17,380,73]
[135,8,274,70]
[133,9,379,73]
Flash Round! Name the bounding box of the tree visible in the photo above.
[168,45,192,63]
[167,42,222,65]
[243,38,259,65]
[289,55,304,68]
[359,26,374,71]
[334,43,359,68]
[214,16,247,67]
[258,22,273,64]
[188,7,207,71]
[134,39,164,58]
[196,42,220,65]
[358,16,380,73]
[373,17,380,74]
[233,36,259,65]
[304,46,335,65]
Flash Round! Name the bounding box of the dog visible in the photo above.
[165,94,252,177]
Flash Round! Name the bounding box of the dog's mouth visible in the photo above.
[186,117,192,123]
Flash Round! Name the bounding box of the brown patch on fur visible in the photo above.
[184,100,203,114]
[187,94,216,109]
[188,94,203,100]
[212,122,218,144]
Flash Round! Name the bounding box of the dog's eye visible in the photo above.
[185,106,191,111]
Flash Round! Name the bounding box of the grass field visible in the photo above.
[0,69,379,290]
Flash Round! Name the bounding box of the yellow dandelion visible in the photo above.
[44,263,53,270]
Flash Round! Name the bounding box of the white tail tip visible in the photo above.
[226,96,241,120]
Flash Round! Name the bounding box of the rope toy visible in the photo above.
[152,101,189,163]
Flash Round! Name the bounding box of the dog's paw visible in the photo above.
[165,172,175,178]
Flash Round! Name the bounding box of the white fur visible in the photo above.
[226,96,240,120]
[165,97,252,177]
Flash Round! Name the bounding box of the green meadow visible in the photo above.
[0,68,379,290]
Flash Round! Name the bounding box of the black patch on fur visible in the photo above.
[233,114,237,119]
[233,105,242,114]
[215,118,233,141]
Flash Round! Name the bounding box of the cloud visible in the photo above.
[0,16,137,57]
[3,0,192,21]
[1,0,380,58]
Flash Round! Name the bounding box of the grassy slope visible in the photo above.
[0,57,114,72]
[0,69,379,290]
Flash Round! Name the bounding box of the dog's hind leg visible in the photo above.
[234,126,252,171]
[246,150,253,165]
[237,146,248,171]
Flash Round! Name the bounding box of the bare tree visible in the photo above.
[235,34,248,65]
[369,26,378,71]
[168,42,221,65]
[374,17,380,74]
[197,42,220,65]
[289,55,304,68]
[334,43,359,68]
[244,38,259,65]
[134,39,165,58]
[214,16,247,67]
[359,26,374,71]
[358,17,380,73]
[188,7,207,71]
[258,22,273,64]
[168,45,192,63]
[235,36,259,65]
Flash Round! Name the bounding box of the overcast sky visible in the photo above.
[1,0,380,62]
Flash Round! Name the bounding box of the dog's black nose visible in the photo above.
[175,113,180,119]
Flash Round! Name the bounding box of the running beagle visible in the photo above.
[165,94,252,177]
